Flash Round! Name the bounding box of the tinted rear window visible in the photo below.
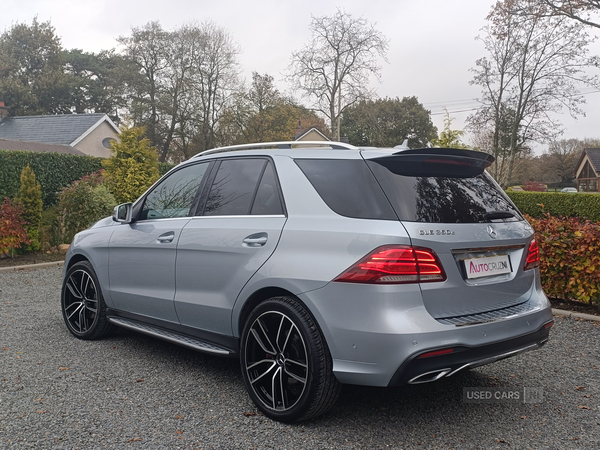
[295,159,396,220]
[204,159,266,216]
[367,160,523,223]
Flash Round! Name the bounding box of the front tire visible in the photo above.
[240,296,341,423]
[61,261,112,340]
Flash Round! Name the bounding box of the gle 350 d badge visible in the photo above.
[419,229,456,236]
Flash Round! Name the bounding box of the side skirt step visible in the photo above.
[108,317,232,356]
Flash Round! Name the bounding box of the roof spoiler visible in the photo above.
[372,147,495,178]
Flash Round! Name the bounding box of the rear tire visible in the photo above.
[240,296,341,423]
[61,261,113,340]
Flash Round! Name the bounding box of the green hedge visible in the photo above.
[0,150,103,208]
[507,191,600,222]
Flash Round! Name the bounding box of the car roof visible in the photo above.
[188,140,493,163]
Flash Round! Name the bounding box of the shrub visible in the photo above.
[17,164,43,251]
[56,171,117,244]
[507,191,600,222]
[102,126,160,203]
[527,214,600,305]
[0,150,103,208]
[0,197,31,257]
[40,206,61,249]
[159,162,175,176]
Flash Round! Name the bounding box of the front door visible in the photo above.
[108,162,211,322]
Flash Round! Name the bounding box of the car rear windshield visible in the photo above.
[366,159,523,223]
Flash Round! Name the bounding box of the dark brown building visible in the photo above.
[574,148,600,192]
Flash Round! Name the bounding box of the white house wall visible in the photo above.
[73,121,118,158]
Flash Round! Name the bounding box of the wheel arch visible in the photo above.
[65,253,90,271]
[236,286,298,337]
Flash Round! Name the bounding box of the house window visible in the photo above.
[102,137,116,149]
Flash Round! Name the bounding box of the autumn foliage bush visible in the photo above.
[526,214,600,305]
[0,197,31,257]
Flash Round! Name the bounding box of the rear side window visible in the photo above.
[295,159,396,220]
[366,160,523,223]
[251,161,284,215]
[204,159,265,216]
[203,158,284,216]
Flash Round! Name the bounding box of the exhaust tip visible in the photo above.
[408,368,452,384]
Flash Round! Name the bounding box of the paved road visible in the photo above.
[1,266,599,449]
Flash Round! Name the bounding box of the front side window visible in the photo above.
[141,163,209,220]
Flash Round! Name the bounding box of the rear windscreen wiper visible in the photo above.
[484,211,517,220]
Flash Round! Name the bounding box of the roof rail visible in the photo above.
[193,141,358,158]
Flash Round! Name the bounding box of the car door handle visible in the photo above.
[157,231,175,243]
[243,233,268,247]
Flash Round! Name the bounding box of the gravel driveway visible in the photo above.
[1,266,599,449]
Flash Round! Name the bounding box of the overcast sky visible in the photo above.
[2,0,600,152]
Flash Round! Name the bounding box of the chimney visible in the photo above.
[0,102,8,119]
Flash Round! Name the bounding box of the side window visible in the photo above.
[251,161,284,215]
[204,159,266,216]
[295,159,396,220]
[141,163,209,220]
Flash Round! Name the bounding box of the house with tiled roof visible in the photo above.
[0,106,119,158]
[574,148,600,192]
[0,138,84,155]
[292,121,331,142]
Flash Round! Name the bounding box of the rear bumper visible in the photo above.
[388,320,552,386]
[298,280,553,387]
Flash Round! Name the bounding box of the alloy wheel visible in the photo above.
[63,269,99,334]
[244,310,308,412]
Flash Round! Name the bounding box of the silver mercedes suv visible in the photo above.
[61,141,553,422]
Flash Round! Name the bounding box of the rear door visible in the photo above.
[364,150,537,321]
[174,157,286,335]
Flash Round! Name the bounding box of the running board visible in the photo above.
[109,317,232,356]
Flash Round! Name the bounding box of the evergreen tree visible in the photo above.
[18,165,43,251]
[102,126,160,203]
[431,112,470,149]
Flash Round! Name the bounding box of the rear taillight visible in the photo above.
[524,239,540,270]
[333,245,446,284]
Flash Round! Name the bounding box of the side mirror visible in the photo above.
[112,203,133,223]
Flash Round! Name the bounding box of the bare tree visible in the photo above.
[512,1,600,28]
[119,21,240,162]
[467,0,599,187]
[187,22,240,154]
[118,22,169,153]
[286,9,388,141]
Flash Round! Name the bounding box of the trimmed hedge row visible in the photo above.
[0,150,103,208]
[507,191,600,222]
